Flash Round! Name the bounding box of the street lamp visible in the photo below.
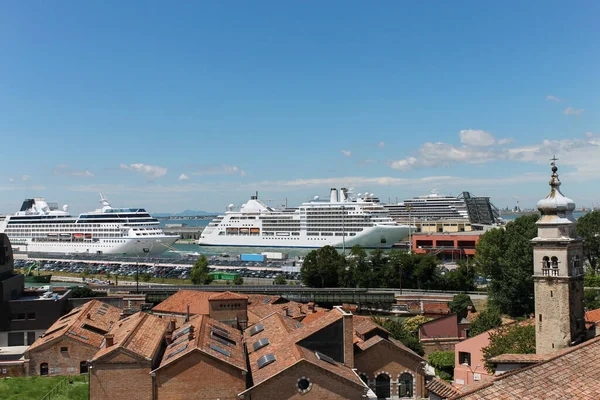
[461,363,481,385]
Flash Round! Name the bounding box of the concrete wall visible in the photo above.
[155,351,245,400]
[208,299,248,328]
[453,331,493,387]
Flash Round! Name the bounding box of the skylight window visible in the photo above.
[209,344,231,357]
[249,324,264,336]
[315,351,336,365]
[172,326,191,340]
[252,338,270,352]
[257,353,276,368]
[166,343,188,360]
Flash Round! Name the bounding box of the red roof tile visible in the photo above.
[28,300,121,352]
[426,377,461,399]
[451,336,600,400]
[585,308,600,328]
[243,308,364,391]
[487,353,548,364]
[155,314,246,372]
[209,291,249,301]
[152,290,218,315]
[92,312,169,362]
[353,315,390,337]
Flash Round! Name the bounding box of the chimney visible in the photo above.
[308,302,315,312]
[165,332,172,345]
[169,319,177,333]
[105,334,114,348]
[188,325,195,340]
[87,313,91,319]
[330,188,338,203]
[340,188,347,202]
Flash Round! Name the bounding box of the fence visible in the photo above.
[40,374,88,400]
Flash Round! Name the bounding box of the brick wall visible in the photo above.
[89,358,153,400]
[343,314,354,368]
[354,340,425,398]
[243,361,365,400]
[27,337,97,376]
[154,351,245,400]
[208,299,248,327]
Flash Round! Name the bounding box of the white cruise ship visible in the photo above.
[0,195,178,255]
[384,192,470,221]
[199,188,411,248]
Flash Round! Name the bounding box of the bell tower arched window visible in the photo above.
[551,257,559,276]
[542,256,550,276]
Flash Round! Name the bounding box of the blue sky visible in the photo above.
[0,1,598,213]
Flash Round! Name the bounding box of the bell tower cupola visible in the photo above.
[531,156,585,354]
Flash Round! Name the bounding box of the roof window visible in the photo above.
[209,344,231,357]
[252,338,270,352]
[257,353,276,369]
[249,324,264,336]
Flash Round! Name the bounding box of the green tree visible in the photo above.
[301,246,345,288]
[404,315,432,335]
[469,308,503,337]
[448,294,473,316]
[372,317,425,356]
[584,289,600,311]
[190,255,212,285]
[274,275,287,285]
[443,261,476,292]
[428,351,455,381]
[482,322,535,373]
[141,273,152,282]
[233,275,244,285]
[70,286,98,298]
[577,210,600,274]
[475,214,538,317]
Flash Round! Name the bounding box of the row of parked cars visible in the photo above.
[14,259,300,282]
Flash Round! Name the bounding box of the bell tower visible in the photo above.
[532,157,585,354]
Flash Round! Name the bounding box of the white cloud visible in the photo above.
[340,150,352,157]
[190,164,246,177]
[545,95,562,102]
[178,173,190,181]
[377,141,385,148]
[497,138,515,145]
[459,129,496,147]
[120,163,167,179]
[564,107,584,116]
[388,157,419,171]
[21,175,31,181]
[8,178,14,183]
[585,132,596,138]
[53,165,94,177]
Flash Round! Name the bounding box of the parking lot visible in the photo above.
[14,259,301,283]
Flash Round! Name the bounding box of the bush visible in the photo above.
[233,275,244,285]
[70,286,98,298]
[448,293,473,315]
[274,275,287,285]
[428,351,455,381]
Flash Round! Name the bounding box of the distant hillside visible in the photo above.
[154,210,217,217]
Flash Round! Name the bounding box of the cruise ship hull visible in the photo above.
[199,225,410,249]
[9,236,179,256]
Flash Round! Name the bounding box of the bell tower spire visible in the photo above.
[531,157,585,354]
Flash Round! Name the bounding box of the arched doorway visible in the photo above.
[40,363,48,376]
[80,361,88,374]
[399,372,413,398]
[375,373,390,399]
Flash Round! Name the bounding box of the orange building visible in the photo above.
[412,232,484,259]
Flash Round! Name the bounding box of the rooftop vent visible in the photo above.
[315,351,336,365]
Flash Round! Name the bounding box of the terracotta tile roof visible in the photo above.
[487,353,548,364]
[426,377,461,399]
[585,308,600,328]
[243,308,364,391]
[246,294,282,306]
[92,312,169,362]
[209,291,249,301]
[155,314,246,372]
[450,336,600,400]
[356,335,425,362]
[353,315,390,337]
[247,298,326,322]
[28,300,121,352]
[152,290,218,315]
